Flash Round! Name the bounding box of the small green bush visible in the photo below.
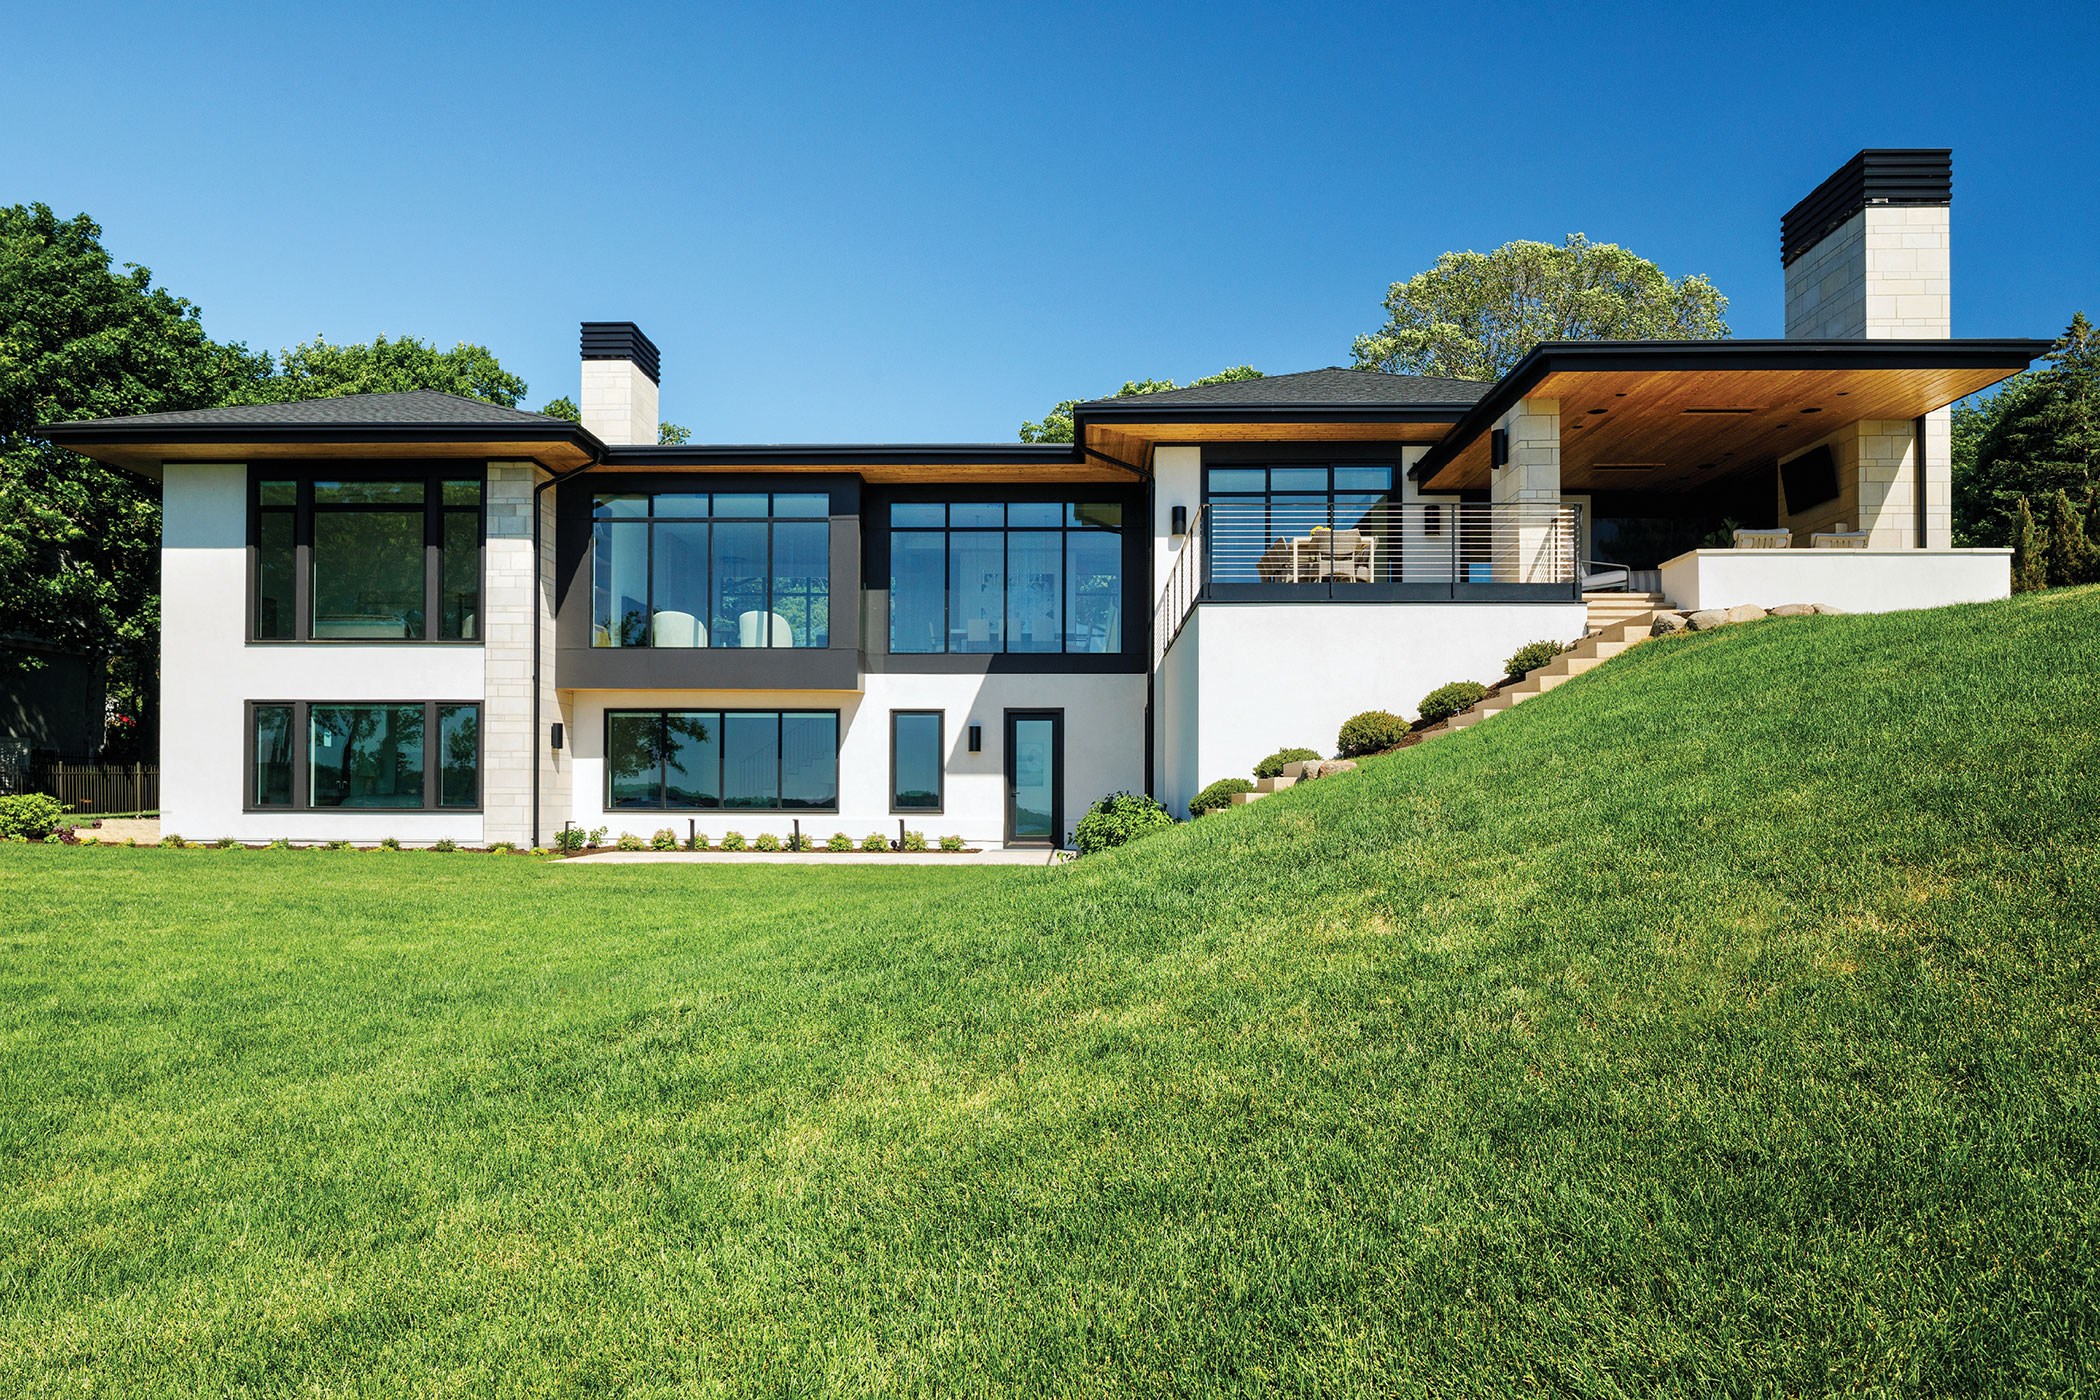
[939,834,964,852]
[900,830,927,852]
[1253,747,1321,779]
[753,832,782,852]
[489,841,517,854]
[1189,777,1255,817]
[1073,792,1171,855]
[720,831,747,851]
[827,831,855,852]
[160,832,186,848]
[77,835,100,847]
[650,828,679,851]
[616,832,646,852]
[0,794,69,840]
[430,838,457,853]
[862,832,890,852]
[213,836,241,850]
[587,826,609,848]
[378,836,402,851]
[1504,639,1562,677]
[1336,710,1410,757]
[323,839,353,851]
[1416,682,1490,726]
[685,831,711,851]
[268,836,292,850]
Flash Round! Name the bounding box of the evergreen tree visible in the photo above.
[2041,490,2091,587]
[2009,495,2046,592]
[1956,312,2100,545]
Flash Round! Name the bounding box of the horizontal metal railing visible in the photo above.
[1203,501,1581,590]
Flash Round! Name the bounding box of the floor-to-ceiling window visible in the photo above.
[887,502,1122,654]
[592,492,829,648]
[605,709,839,810]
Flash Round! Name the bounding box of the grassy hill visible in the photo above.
[4,589,2097,1395]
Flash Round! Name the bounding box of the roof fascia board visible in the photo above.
[1409,338,2052,481]
[1073,405,1471,426]
[604,443,1085,468]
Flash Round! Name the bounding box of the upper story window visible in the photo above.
[592,492,829,649]
[888,502,1123,655]
[251,469,483,642]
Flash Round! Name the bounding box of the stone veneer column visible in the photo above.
[1492,398,1562,583]
[481,461,567,845]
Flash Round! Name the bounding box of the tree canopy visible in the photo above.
[1350,234,1730,382]
[234,334,528,407]
[1019,367,1263,444]
[533,395,690,444]
[1953,312,2099,546]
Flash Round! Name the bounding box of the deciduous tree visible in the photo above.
[1350,234,1729,382]
[1019,367,1263,444]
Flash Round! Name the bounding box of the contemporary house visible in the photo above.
[43,149,2044,847]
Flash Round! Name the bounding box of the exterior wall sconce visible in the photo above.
[1171,505,1187,536]
[968,724,982,752]
[550,722,565,750]
[1491,428,1509,469]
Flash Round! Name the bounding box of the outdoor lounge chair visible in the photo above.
[1580,560,1630,591]
[1732,528,1794,549]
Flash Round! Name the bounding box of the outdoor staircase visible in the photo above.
[1230,763,1320,804]
[1436,593,1666,736]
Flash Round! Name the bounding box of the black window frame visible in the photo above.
[242,699,482,812]
[588,490,831,650]
[246,464,487,644]
[602,707,841,813]
[884,500,1125,655]
[888,709,945,814]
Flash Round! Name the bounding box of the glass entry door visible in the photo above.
[1003,710,1063,847]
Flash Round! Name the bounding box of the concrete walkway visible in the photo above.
[565,847,1069,866]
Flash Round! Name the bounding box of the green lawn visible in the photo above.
[4,589,2098,1396]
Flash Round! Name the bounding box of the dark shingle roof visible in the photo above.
[1075,366,1491,411]
[50,390,568,431]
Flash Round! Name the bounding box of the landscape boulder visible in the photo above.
[1724,603,1769,623]
[1651,611,1688,634]
[1813,603,1847,615]
[1310,759,1360,780]
[1685,609,1731,631]
[1768,602,1817,617]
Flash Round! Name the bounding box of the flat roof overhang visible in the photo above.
[600,442,1129,483]
[1074,405,1472,476]
[37,423,602,479]
[1411,339,2050,493]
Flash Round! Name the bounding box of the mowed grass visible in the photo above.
[4,590,2099,1397]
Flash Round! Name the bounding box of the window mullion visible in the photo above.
[658,712,670,808]
[296,482,312,641]
[425,489,440,642]
[293,702,309,809]
[423,702,436,808]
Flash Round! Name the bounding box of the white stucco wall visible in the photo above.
[1657,548,2011,614]
[1155,601,1588,819]
[159,463,485,842]
[562,672,1145,849]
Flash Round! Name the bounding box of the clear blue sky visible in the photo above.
[8,1,2095,442]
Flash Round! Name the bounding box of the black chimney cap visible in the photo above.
[1782,149,1951,267]
[579,322,660,384]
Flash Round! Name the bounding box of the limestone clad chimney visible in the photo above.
[579,321,660,445]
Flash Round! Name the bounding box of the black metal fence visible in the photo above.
[0,760,158,814]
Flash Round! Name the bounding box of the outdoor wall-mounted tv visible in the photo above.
[1780,445,1840,512]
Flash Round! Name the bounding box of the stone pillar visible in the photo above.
[481,461,542,845]
[579,321,661,446]
[1782,152,1952,548]
[1491,398,1562,583]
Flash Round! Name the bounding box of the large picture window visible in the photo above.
[606,709,838,811]
[1204,464,1396,584]
[592,492,830,649]
[887,502,1123,654]
[250,469,483,642]
[246,701,479,810]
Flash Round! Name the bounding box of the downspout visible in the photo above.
[531,443,607,848]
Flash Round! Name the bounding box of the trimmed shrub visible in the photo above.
[1073,792,1172,855]
[827,831,855,852]
[0,794,70,839]
[753,832,782,852]
[1416,682,1490,726]
[268,836,293,850]
[378,836,402,851]
[685,831,711,851]
[489,841,517,854]
[1336,710,1410,757]
[1253,747,1321,780]
[215,836,242,850]
[900,830,927,852]
[1504,640,1562,678]
[862,832,890,852]
[587,826,609,848]
[650,828,679,851]
[616,832,646,852]
[160,832,187,848]
[323,839,353,851]
[786,832,817,852]
[939,834,964,852]
[720,831,747,851]
[1189,777,1255,817]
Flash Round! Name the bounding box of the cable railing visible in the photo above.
[1203,501,1581,589]
[1153,502,1583,664]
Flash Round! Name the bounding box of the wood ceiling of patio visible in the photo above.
[1418,364,2021,493]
